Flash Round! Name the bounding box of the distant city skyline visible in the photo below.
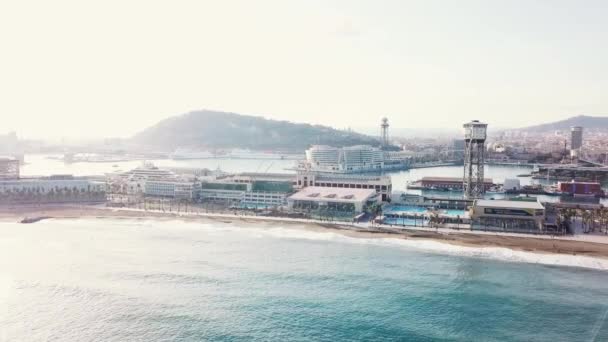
[2,0,608,138]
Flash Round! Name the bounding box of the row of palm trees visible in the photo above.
[112,196,217,214]
[557,207,608,234]
[0,186,106,204]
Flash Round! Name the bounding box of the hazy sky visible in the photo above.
[1,0,607,139]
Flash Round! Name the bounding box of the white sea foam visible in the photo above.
[253,226,608,271]
[16,218,608,271]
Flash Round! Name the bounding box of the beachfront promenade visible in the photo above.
[95,205,608,245]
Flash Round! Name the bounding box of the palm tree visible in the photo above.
[429,210,439,228]
[581,211,591,233]
[601,207,608,234]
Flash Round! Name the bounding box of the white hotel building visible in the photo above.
[305,145,384,173]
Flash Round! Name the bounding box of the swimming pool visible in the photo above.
[383,205,467,218]
[383,205,427,214]
[443,209,467,217]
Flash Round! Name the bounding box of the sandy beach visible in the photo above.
[3,204,608,261]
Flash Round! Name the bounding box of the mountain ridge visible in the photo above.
[517,115,608,132]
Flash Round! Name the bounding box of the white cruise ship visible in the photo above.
[225,149,303,160]
[169,149,217,160]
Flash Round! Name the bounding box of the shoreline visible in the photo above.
[4,205,608,265]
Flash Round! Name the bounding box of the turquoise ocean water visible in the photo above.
[1,219,608,341]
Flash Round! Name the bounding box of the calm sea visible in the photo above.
[1,219,608,341]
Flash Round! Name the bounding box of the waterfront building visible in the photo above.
[221,173,296,187]
[392,193,473,210]
[295,171,392,201]
[144,180,199,199]
[199,182,248,203]
[557,180,603,196]
[533,164,608,182]
[470,199,545,232]
[420,176,493,191]
[287,186,380,213]
[199,173,295,207]
[304,145,385,173]
[242,191,288,207]
[199,181,288,207]
[503,179,521,192]
[107,162,198,198]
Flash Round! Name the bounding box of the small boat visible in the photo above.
[20,216,51,224]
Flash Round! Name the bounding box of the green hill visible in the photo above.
[133,110,380,151]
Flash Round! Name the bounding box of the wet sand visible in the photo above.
[3,205,608,260]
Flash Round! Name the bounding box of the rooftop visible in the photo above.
[474,199,544,210]
[315,174,391,182]
[422,176,493,183]
[557,180,601,185]
[288,186,377,203]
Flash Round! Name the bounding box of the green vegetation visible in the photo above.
[132,110,380,150]
[0,186,106,204]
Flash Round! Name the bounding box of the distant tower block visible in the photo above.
[0,158,20,180]
[381,117,389,146]
[463,120,487,199]
[570,126,583,158]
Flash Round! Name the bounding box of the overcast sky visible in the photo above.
[1,0,607,139]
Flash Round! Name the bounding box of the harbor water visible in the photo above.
[21,154,578,203]
[21,155,536,192]
[1,219,608,341]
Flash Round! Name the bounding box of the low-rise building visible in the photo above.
[107,163,198,199]
[470,199,545,232]
[420,176,493,190]
[287,186,380,213]
[145,180,198,199]
[242,191,287,207]
[199,178,291,207]
[295,171,392,201]
[503,178,521,192]
[557,181,603,196]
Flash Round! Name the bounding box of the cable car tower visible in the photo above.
[380,117,389,146]
[463,120,487,199]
